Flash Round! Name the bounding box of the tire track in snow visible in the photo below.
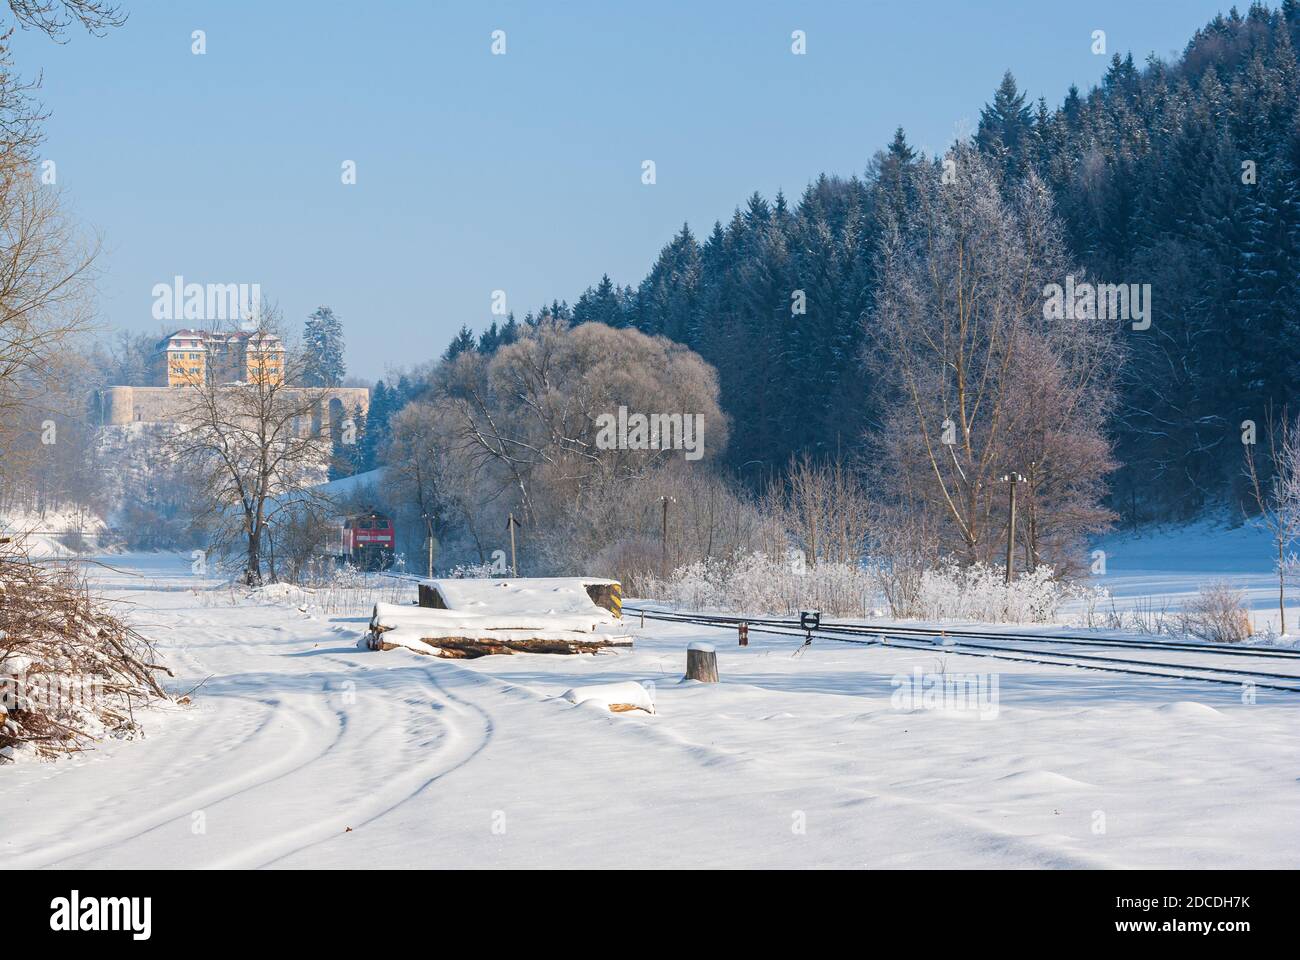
[225,670,495,868]
[18,663,492,868]
[4,691,324,867]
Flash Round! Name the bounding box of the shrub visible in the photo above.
[1179,580,1251,644]
[0,555,171,761]
[911,561,1092,624]
[642,552,881,619]
[642,551,1095,624]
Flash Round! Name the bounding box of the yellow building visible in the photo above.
[239,332,286,385]
[154,330,207,386]
[153,330,285,387]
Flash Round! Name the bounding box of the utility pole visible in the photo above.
[422,513,435,578]
[659,496,675,579]
[999,472,1026,584]
[506,512,520,576]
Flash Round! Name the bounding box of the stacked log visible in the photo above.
[367,603,632,658]
[370,633,632,659]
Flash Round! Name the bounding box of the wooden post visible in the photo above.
[1005,479,1017,584]
[659,496,671,579]
[685,642,718,683]
[1000,472,1025,585]
[506,512,519,576]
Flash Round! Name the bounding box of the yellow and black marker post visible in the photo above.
[610,582,622,619]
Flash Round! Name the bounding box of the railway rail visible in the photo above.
[624,605,1300,694]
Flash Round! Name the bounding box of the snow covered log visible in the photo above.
[367,602,632,658]
[371,632,631,659]
[685,642,718,683]
[415,577,622,620]
[369,602,608,635]
[562,680,655,714]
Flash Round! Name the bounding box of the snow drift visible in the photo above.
[561,681,656,714]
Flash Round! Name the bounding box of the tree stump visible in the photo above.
[685,642,718,683]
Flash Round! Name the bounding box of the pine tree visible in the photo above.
[442,325,476,363]
[329,405,362,481]
[977,71,1034,174]
[477,321,501,354]
[499,312,520,346]
[635,224,701,343]
[360,381,394,471]
[872,127,919,229]
[573,274,626,327]
[303,306,346,387]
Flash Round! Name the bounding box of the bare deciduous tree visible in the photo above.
[384,400,488,574]
[3,0,125,39]
[1244,406,1300,635]
[764,454,871,568]
[383,320,732,576]
[439,318,726,528]
[168,309,334,585]
[866,146,1118,572]
[0,98,97,502]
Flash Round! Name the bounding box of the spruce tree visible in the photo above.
[442,325,476,363]
[976,70,1034,174]
[360,381,393,471]
[573,274,626,327]
[303,306,346,387]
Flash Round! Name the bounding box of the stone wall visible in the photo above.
[96,385,370,438]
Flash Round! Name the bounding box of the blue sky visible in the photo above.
[13,0,1236,380]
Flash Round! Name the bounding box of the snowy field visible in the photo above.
[1091,520,1300,635]
[2,534,1298,869]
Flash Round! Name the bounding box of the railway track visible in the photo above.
[624,605,1300,694]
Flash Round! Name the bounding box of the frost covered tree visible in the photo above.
[383,400,488,572]
[302,305,345,387]
[434,319,726,543]
[765,454,871,569]
[169,307,333,585]
[976,70,1035,176]
[1244,407,1300,635]
[865,147,1119,570]
[0,27,101,506]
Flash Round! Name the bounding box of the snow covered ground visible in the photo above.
[1,535,1297,869]
[0,506,108,559]
[1091,520,1300,635]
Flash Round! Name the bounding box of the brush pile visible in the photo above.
[0,555,172,762]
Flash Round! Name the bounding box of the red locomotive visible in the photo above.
[333,512,395,570]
